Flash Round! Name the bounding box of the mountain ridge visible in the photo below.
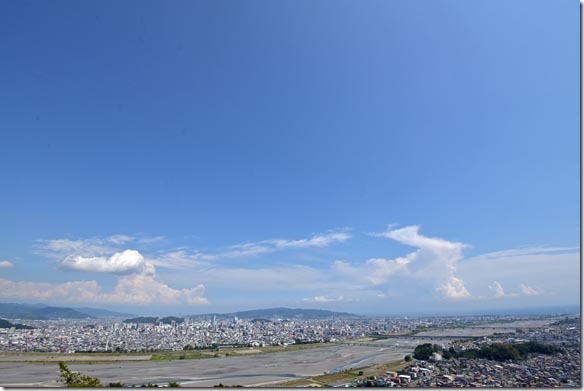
[0,303,136,320]
[186,307,360,320]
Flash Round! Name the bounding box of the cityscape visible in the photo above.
[0,306,580,387]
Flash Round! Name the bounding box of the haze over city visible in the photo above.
[0,0,579,317]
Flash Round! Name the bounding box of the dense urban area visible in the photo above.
[0,310,580,387]
[0,314,560,353]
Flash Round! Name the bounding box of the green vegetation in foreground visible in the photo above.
[59,362,102,387]
[58,362,181,387]
[273,359,410,387]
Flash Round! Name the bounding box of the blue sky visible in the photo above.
[0,0,579,316]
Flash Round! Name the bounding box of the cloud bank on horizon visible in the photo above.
[0,225,578,312]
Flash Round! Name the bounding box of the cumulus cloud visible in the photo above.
[12,244,210,306]
[458,248,577,303]
[437,276,471,299]
[374,225,470,300]
[101,274,208,305]
[0,278,104,302]
[364,255,414,285]
[61,250,153,275]
[488,281,505,298]
[332,254,413,286]
[0,261,13,268]
[0,276,208,305]
[520,283,540,296]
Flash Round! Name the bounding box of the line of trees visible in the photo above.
[413,341,562,362]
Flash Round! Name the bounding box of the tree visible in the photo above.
[413,344,434,360]
[167,382,181,387]
[58,362,102,387]
[404,354,412,362]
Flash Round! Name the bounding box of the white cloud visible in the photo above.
[332,254,414,286]
[520,283,540,296]
[265,232,352,249]
[364,255,414,285]
[138,236,166,244]
[223,231,352,259]
[302,295,344,303]
[0,276,208,306]
[221,243,274,258]
[8,244,210,306]
[489,281,505,298]
[61,250,152,275]
[148,250,216,270]
[458,249,577,303]
[101,274,208,305]
[0,261,13,268]
[37,235,165,258]
[437,276,471,299]
[107,235,134,245]
[466,246,579,262]
[0,278,104,303]
[373,225,470,299]
[37,238,115,258]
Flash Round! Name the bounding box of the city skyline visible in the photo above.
[0,1,579,316]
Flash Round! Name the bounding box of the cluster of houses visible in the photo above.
[327,319,580,388]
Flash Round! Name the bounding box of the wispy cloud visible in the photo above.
[264,232,352,249]
[148,250,216,270]
[223,231,352,259]
[36,235,165,258]
[466,246,579,263]
[107,235,134,245]
[0,261,13,268]
[302,295,345,303]
[36,230,352,271]
[137,236,166,244]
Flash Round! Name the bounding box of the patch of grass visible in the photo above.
[150,351,212,361]
[273,359,410,387]
[274,379,322,387]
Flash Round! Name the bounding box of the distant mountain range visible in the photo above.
[186,307,360,320]
[0,303,136,320]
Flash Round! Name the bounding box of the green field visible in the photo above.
[272,359,410,387]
